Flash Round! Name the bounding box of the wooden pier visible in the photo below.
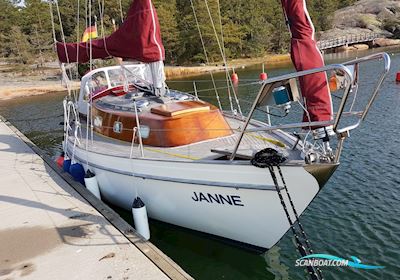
[0,116,192,280]
[317,32,381,51]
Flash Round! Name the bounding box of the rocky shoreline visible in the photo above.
[331,38,400,52]
[319,0,400,46]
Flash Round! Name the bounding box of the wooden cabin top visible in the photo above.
[93,93,233,147]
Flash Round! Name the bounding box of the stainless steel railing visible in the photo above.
[230,52,391,161]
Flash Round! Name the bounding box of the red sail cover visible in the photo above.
[56,0,165,63]
[281,0,332,123]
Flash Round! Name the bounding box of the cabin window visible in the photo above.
[94,116,103,128]
[89,72,108,94]
[83,84,90,101]
[109,68,137,87]
[139,125,150,139]
[109,69,127,87]
[113,121,123,133]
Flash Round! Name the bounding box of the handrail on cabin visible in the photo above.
[229,52,391,161]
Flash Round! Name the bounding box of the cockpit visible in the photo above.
[78,64,153,114]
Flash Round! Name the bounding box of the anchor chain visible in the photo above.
[251,148,323,280]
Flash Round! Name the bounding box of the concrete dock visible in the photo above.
[0,117,192,280]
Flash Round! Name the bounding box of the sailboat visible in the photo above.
[54,0,390,250]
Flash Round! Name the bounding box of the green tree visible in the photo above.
[307,0,336,31]
[19,0,53,62]
[176,0,229,64]
[154,0,181,64]
[9,25,32,63]
[0,0,362,65]
[0,0,18,57]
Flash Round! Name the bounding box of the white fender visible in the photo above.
[132,197,150,240]
[84,170,101,200]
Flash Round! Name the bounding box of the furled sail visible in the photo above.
[281,0,333,124]
[56,0,165,64]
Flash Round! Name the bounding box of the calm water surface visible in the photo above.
[1,48,400,279]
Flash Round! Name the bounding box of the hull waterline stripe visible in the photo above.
[70,151,280,191]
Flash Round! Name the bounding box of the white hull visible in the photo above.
[61,53,390,250]
[69,143,321,249]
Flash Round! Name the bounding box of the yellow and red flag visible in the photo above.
[82,26,98,42]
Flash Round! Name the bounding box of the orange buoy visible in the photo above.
[396,72,400,82]
[329,75,338,92]
[56,152,64,168]
[231,72,239,83]
[259,72,268,81]
[260,64,267,81]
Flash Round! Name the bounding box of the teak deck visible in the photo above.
[151,101,211,117]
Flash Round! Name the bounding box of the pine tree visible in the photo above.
[154,0,181,64]
[0,0,18,57]
[20,0,53,62]
[0,0,362,64]
[308,0,336,31]
[9,26,32,64]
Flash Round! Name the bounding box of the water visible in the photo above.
[1,48,400,279]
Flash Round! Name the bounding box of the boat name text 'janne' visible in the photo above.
[191,192,244,206]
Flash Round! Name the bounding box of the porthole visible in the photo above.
[113,121,123,133]
[94,116,103,128]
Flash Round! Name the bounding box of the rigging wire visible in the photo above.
[50,1,73,155]
[98,0,113,58]
[214,0,235,114]
[75,0,80,82]
[73,0,81,102]
[98,0,105,38]
[52,0,82,147]
[85,0,88,42]
[54,1,70,66]
[48,2,57,45]
[216,0,226,59]
[200,0,234,113]
[53,0,75,99]
[203,0,243,117]
[216,0,241,116]
[87,0,95,143]
[118,0,124,23]
[88,0,93,72]
[189,0,223,111]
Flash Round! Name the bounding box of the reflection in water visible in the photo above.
[0,48,399,279]
[264,246,290,279]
